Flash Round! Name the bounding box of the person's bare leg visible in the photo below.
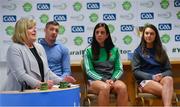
[141,80,162,96]
[90,80,110,106]
[112,80,128,106]
[142,78,173,106]
[160,76,173,106]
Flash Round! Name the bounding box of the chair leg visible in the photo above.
[135,97,144,106]
[149,99,154,106]
[83,97,91,106]
[140,97,145,106]
[172,94,178,106]
[139,97,153,106]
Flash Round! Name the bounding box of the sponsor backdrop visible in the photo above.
[0,0,180,62]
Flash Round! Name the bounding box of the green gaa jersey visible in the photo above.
[83,46,123,81]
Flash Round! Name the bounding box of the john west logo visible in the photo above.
[121,25,134,32]
[175,35,180,41]
[87,2,100,9]
[3,15,16,22]
[174,0,180,7]
[141,12,154,19]
[54,15,67,21]
[103,14,116,21]
[158,23,172,30]
[37,3,50,10]
[71,26,85,33]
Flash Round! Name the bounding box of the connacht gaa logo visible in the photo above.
[59,25,65,35]
[122,1,132,11]
[89,13,98,22]
[160,0,169,9]
[74,36,83,46]
[6,26,15,36]
[176,11,180,19]
[108,24,115,33]
[23,2,32,12]
[123,35,132,45]
[73,2,82,12]
[161,34,170,44]
[40,14,49,24]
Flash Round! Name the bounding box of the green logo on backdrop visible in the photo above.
[176,11,180,19]
[89,13,98,23]
[23,2,32,12]
[122,1,132,11]
[73,2,82,12]
[161,34,170,44]
[59,25,65,35]
[6,26,15,36]
[40,14,49,24]
[123,35,132,45]
[160,0,169,9]
[74,36,83,46]
[108,24,115,33]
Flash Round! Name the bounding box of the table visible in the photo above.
[0,85,80,106]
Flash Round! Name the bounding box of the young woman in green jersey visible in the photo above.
[83,23,128,106]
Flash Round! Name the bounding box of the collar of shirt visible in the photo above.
[40,38,57,47]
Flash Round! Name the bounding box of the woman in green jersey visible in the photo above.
[83,23,128,106]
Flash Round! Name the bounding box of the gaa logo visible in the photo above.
[175,35,180,41]
[174,0,180,7]
[71,26,85,33]
[37,3,50,10]
[103,14,116,21]
[141,12,154,19]
[54,15,67,21]
[3,15,16,22]
[87,37,92,44]
[121,25,134,32]
[87,2,100,9]
[158,23,172,30]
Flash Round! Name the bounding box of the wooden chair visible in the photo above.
[80,60,98,106]
[173,77,180,106]
[135,81,160,106]
[129,53,178,106]
[134,79,178,106]
[80,60,116,106]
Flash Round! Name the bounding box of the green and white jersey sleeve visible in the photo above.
[83,46,123,81]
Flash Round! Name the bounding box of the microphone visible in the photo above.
[20,81,26,92]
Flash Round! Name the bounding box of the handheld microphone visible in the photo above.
[20,81,26,92]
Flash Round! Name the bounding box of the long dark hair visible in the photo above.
[140,24,168,64]
[91,23,114,60]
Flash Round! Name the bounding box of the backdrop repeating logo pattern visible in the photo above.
[0,0,179,62]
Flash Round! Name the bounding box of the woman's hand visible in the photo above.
[46,80,54,89]
[63,76,76,83]
[36,80,54,89]
[153,73,163,82]
[105,79,114,86]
